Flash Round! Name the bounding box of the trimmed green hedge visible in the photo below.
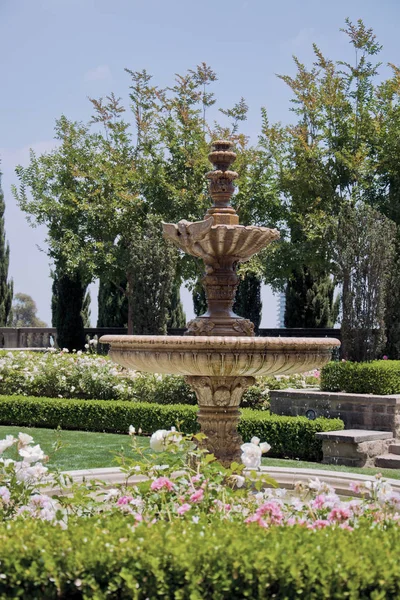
[1,516,400,598]
[321,360,400,394]
[0,394,343,461]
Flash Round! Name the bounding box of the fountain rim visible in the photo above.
[99,334,340,351]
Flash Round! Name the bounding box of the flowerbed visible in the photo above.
[1,429,400,598]
[0,394,343,461]
[0,350,319,408]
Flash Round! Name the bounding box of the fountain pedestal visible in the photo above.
[186,375,255,465]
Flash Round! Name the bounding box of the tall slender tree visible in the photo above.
[0,171,13,326]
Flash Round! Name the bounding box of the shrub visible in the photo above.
[0,351,321,407]
[0,395,343,461]
[321,360,400,394]
[1,517,400,598]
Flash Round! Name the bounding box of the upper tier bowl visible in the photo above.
[99,335,340,377]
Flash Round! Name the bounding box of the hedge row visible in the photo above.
[1,516,400,598]
[321,360,400,395]
[0,395,343,461]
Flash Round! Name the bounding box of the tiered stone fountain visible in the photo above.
[101,141,340,465]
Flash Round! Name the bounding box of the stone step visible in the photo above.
[389,443,400,456]
[375,454,400,469]
[315,429,394,443]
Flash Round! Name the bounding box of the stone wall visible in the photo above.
[270,389,400,438]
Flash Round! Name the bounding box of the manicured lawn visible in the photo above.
[0,426,148,471]
[1,426,400,480]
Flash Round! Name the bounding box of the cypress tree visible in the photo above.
[52,270,86,351]
[167,280,186,329]
[284,267,338,328]
[0,172,13,325]
[192,279,207,317]
[97,279,128,328]
[233,272,262,332]
[81,289,91,328]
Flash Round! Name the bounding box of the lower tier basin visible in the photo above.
[100,335,340,377]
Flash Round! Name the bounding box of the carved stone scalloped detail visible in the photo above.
[185,375,255,465]
[185,318,215,336]
[185,375,255,407]
[101,335,341,377]
[232,319,255,336]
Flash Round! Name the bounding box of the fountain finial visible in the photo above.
[205,140,239,225]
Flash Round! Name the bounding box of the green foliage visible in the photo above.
[0,394,343,460]
[11,293,46,327]
[97,279,128,327]
[81,288,91,328]
[127,216,178,334]
[192,279,207,317]
[0,172,13,326]
[233,271,262,331]
[1,516,399,598]
[166,280,186,329]
[51,273,86,351]
[335,203,396,361]
[284,267,338,328]
[321,360,400,395]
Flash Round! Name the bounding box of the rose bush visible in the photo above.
[0,350,319,406]
[0,427,400,537]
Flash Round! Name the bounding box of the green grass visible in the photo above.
[1,426,400,480]
[0,426,148,471]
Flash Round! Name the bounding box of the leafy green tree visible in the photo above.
[261,20,383,329]
[12,293,46,327]
[0,171,13,326]
[334,203,396,361]
[13,119,93,349]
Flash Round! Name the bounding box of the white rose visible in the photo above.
[0,435,16,454]
[240,442,262,469]
[19,444,45,464]
[18,433,34,447]
[259,442,271,454]
[149,430,169,452]
[128,425,136,436]
[250,436,260,446]
[233,474,246,488]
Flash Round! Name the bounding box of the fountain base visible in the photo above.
[186,375,255,465]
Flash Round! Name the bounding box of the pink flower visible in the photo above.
[191,474,202,483]
[313,370,320,378]
[383,355,388,360]
[117,496,133,506]
[309,519,330,529]
[328,507,351,523]
[177,503,191,515]
[150,477,174,492]
[312,494,327,509]
[255,502,283,525]
[190,489,204,503]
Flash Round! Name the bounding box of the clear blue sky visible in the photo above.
[1,0,399,325]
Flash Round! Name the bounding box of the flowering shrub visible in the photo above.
[0,432,66,525]
[0,350,319,407]
[2,428,400,596]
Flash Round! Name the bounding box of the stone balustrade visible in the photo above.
[0,327,342,350]
[0,328,127,349]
